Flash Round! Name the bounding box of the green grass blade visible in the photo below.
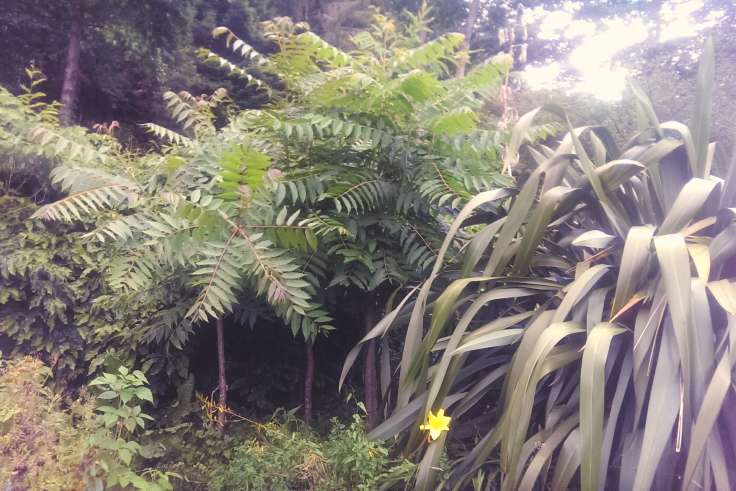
[612,225,654,315]
[512,186,575,274]
[654,234,693,414]
[451,329,523,355]
[553,264,610,323]
[632,325,680,491]
[551,428,581,491]
[460,217,506,276]
[659,178,718,234]
[398,189,512,408]
[414,431,448,491]
[691,37,715,178]
[502,107,542,174]
[629,80,663,139]
[517,416,579,491]
[681,349,731,490]
[501,322,584,484]
[580,323,626,491]
[599,351,633,488]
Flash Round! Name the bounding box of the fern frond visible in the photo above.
[444,129,503,155]
[320,168,396,214]
[217,144,271,201]
[141,303,193,348]
[299,214,352,238]
[187,228,242,322]
[83,214,142,243]
[186,221,332,336]
[211,26,269,67]
[270,32,351,83]
[107,253,162,292]
[196,49,268,91]
[50,165,139,193]
[397,70,445,103]
[395,32,464,73]
[274,169,328,206]
[274,114,391,148]
[327,247,408,291]
[101,214,201,291]
[163,91,215,136]
[294,32,352,67]
[418,160,472,209]
[244,207,316,251]
[141,123,193,147]
[400,222,440,271]
[427,106,478,136]
[28,126,106,165]
[301,68,376,108]
[445,59,509,97]
[32,185,135,222]
[233,225,332,335]
[369,255,410,289]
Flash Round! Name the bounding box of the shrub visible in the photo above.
[0,356,97,490]
[209,412,414,490]
[0,357,174,490]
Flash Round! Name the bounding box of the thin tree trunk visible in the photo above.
[304,340,315,424]
[455,0,481,78]
[363,307,379,430]
[60,1,83,126]
[293,0,311,23]
[216,318,227,432]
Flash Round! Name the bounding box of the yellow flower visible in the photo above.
[420,409,451,441]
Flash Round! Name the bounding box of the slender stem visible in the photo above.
[304,340,315,425]
[216,318,227,432]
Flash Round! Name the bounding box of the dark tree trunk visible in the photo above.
[455,0,480,78]
[292,0,312,23]
[304,340,315,425]
[60,1,83,126]
[363,307,379,430]
[216,318,227,432]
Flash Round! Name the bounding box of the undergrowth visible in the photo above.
[205,412,415,490]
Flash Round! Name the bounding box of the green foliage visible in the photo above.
[0,67,61,199]
[209,412,415,491]
[0,356,97,490]
[323,414,415,490]
[356,40,736,489]
[0,357,173,491]
[87,366,177,490]
[30,11,512,348]
[0,196,112,381]
[0,79,193,385]
[0,195,190,385]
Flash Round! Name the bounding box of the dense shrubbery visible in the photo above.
[0,357,97,489]
[0,357,174,490]
[208,413,414,490]
[0,196,176,387]
[1,5,735,491]
[0,357,411,490]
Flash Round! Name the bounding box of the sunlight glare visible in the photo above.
[519,0,724,101]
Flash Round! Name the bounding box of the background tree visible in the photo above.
[0,0,276,138]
